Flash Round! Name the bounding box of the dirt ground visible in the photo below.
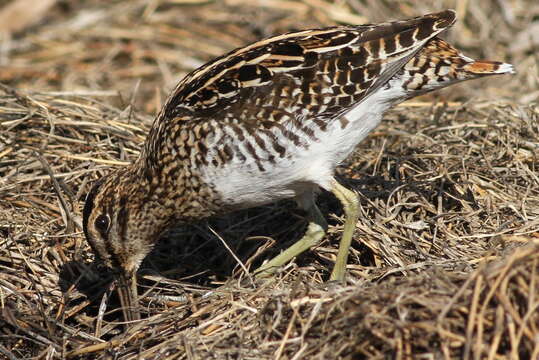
[0,0,538,359]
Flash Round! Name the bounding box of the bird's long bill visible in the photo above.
[116,272,141,323]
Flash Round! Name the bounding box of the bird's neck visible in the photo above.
[129,158,221,223]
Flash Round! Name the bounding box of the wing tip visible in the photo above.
[433,9,457,29]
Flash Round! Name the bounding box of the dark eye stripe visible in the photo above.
[82,177,107,241]
[82,178,117,269]
[118,196,129,243]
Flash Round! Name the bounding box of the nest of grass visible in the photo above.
[1,0,538,359]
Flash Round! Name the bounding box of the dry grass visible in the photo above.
[1,0,538,359]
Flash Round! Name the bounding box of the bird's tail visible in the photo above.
[400,37,514,94]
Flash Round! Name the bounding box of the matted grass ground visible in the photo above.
[1,0,538,359]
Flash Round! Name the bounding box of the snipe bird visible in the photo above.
[83,10,514,322]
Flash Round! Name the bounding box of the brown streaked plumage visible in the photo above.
[82,10,514,323]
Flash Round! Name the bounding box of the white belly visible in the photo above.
[202,81,407,209]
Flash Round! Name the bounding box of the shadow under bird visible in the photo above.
[82,9,514,323]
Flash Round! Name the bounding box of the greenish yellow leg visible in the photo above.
[254,192,328,278]
[329,180,359,281]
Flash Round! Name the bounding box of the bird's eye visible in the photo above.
[94,214,110,236]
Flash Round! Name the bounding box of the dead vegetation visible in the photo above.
[0,0,538,359]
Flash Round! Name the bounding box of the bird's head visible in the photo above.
[82,169,164,322]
